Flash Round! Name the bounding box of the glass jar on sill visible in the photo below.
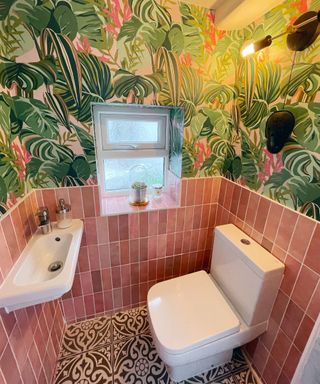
[152,184,163,199]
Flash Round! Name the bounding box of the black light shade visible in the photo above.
[254,35,272,52]
[265,110,295,154]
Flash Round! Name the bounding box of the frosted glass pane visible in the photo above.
[107,120,159,143]
[104,158,164,191]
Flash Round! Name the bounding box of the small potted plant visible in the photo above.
[130,181,149,206]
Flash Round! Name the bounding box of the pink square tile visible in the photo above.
[180,179,187,206]
[203,179,213,204]
[129,239,139,263]
[275,209,298,251]
[288,215,316,262]
[271,290,289,325]
[101,269,112,291]
[157,234,166,259]
[88,244,100,270]
[184,207,194,231]
[252,341,269,375]
[291,266,319,310]
[254,196,270,233]
[194,178,205,205]
[119,215,129,241]
[280,300,304,339]
[270,329,291,367]
[130,263,139,285]
[304,224,320,274]
[69,187,84,219]
[110,242,120,267]
[99,244,111,269]
[129,213,139,239]
[186,179,196,206]
[139,212,148,238]
[280,255,301,296]
[2,215,20,263]
[80,272,93,295]
[96,216,109,244]
[84,218,98,245]
[230,185,241,215]
[263,355,281,384]
[264,203,284,242]
[121,265,131,287]
[236,188,250,221]
[111,266,121,288]
[108,216,119,242]
[148,211,158,236]
[167,209,177,233]
[223,181,234,211]
[140,238,148,261]
[120,241,129,264]
[282,344,301,380]
[294,314,314,352]
[306,281,320,321]
[81,187,95,217]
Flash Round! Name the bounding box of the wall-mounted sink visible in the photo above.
[0,219,83,312]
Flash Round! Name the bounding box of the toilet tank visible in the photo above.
[210,224,284,326]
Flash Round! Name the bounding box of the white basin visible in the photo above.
[0,219,83,312]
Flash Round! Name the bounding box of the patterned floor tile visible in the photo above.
[54,306,258,384]
[113,334,171,384]
[112,306,149,342]
[55,344,113,384]
[59,316,112,358]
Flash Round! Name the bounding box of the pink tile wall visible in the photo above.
[2,176,319,384]
[36,179,220,323]
[216,178,320,384]
[0,192,65,384]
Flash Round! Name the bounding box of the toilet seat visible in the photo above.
[147,270,240,356]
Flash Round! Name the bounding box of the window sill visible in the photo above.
[101,192,180,216]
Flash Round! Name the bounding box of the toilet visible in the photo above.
[147,224,285,382]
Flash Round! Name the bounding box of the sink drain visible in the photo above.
[48,261,63,272]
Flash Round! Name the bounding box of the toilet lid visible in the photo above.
[148,270,240,355]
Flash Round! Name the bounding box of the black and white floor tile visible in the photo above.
[54,307,257,384]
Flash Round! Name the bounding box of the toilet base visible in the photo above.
[166,349,233,382]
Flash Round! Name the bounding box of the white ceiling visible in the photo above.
[182,0,285,30]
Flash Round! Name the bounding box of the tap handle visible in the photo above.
[36,207,50,225]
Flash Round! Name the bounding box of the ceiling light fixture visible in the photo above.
[241,10,320,57]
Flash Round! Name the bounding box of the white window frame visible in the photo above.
[92,104,170,196]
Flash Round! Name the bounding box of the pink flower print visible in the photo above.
[180,53,192,66]
[194,141,212,170]
[258,149,283,183]
[74,36,92,53]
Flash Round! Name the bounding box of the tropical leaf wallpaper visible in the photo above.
[0,0,319,219]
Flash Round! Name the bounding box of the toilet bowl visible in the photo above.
[147,224,284,382]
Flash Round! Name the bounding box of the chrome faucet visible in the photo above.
[36,207,52,234]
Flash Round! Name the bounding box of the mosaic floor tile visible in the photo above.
[112,306,149,342]
[113,334,170,384]
[59,316,112,358]
[55,344,113,384]
[54,306,257,384]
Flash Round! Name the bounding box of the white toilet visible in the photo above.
[147,224,284,382]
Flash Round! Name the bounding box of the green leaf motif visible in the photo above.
[7,96,59,140]
[0,58,57,92]
[129,0,172,27]
[43,28,82,111]
[72,0,107,49]
[0,176,8,203]
[55,53,113,124]
[113,69,159,99]
[70,156,91,179]
[52,2,78,40]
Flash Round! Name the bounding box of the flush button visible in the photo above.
[241,238,251,245]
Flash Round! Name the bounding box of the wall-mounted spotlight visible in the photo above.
[241,10,320,57]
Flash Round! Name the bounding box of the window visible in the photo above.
[92,104,170,194]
